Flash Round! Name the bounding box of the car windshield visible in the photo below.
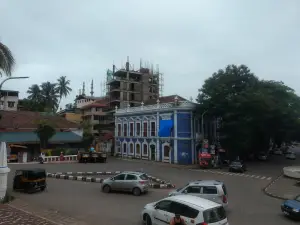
[295,196,300,202]
[139,174,149,180]
[176,183,189,192]
[231,162,241,166]
[203,206,226,223]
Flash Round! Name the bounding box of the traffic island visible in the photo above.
[264,175,299,200]
[46,171,176,189]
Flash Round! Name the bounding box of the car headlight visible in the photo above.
[292,208,299,213]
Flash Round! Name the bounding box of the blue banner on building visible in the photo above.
[159,120,174,137]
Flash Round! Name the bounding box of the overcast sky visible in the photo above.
[1,0,300,108]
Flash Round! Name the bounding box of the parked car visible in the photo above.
[101,171,150,196]
[229,160,246,173]
[286,152,296,160]
[258,152,268,161]
[284,150,293,155]
[168,180,228,207]
[281,195,300,220]
[141,195,229,225]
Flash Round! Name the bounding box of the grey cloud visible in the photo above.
[0,0,300,107]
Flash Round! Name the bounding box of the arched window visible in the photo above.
[136,144,141,154]
[130,143,134,154]
[123,143,127,153]
[143,144,148,155]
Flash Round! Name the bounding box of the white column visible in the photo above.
[156,112,160,161]
[0,142,10,201]
[174,110,178,164]
[191,112,195,164]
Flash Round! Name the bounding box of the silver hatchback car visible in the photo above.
[168,180,228,207]
[101,171,150,196]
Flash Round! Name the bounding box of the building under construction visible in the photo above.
[106,57,163,109]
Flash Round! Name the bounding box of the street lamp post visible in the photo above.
[0,76,29,201]
[201,110,208,139]
[0,76,29,90]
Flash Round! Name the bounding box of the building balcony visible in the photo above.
[107,77,141,85]
[83,111,107,116]
[109,87,121,92]
[99,119,114,125]
[109,97,121,102]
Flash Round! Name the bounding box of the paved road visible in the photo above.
[243,146,300,177]
[6,157,299,225]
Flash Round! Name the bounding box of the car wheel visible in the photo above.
[132,187,141,196]
[143,214,152,225]
[102,185,111,193]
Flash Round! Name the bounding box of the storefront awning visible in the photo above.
[0,132,82,144]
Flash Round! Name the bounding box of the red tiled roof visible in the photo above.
[0,111,80,130]
[81,103,107,109]
[144,95,188,105]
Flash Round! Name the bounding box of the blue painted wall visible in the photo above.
[177,113,191,138]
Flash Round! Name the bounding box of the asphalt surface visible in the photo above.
[6,154,300,225]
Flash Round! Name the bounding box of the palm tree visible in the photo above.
[56,76,72,107]
[27,84,41,102]
[0,42,15,76]
[40,82,59,112]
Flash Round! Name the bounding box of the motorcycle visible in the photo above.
[39,156,44,164]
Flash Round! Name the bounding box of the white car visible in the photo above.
[286,152,296,160]
[141,195,229,225]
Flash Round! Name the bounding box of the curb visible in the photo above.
[115,157,197,170]
[46,172,176,189]
[263,174,287,200]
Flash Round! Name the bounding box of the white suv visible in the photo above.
[141,195,229,225]
[168,180,228,207]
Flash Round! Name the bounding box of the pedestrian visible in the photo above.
[170,214,186,225]
[60,152,65,161]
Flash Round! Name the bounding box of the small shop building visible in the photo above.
[0,111,83,162]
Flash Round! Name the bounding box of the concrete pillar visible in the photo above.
[174,110,178,164]
[156,112,160,161]
[0,142,10,200]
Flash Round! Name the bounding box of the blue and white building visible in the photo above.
[114,95,204,165]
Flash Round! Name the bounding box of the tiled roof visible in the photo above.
[81,103,107,109]
[0,131,82,143]
[0,111,80,129]
[144,95,188,105]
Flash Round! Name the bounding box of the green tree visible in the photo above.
[0,42,15,76]
[40,82,59,112]
[27,84,42,102]
[35,120,56,149]
[81,120,94,149]
[18,98,45,112]
[197,64,300,159]
[56,76,72,107]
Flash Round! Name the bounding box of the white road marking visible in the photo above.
[189,169,272,181]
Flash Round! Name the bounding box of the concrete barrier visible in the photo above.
[283,166,300,179]
[44,155,77,163]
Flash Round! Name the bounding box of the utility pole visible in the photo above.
[201,110,208,139]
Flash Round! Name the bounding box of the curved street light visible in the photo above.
[0,76,29,90]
